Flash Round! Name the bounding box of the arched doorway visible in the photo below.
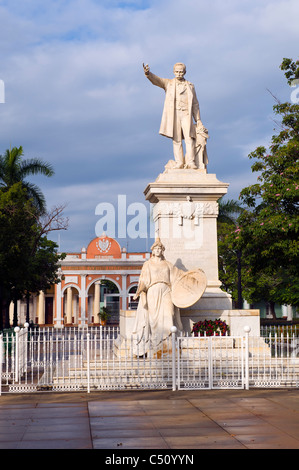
[45,297,54,325]
[102,280,120,324]
[45,285,55,325]
[63,286,80,325]
[87,279,120,325]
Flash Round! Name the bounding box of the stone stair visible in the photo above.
[48,354,174,390]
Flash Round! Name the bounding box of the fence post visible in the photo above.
[171,326,177,391]
[0,333,3,396]
[244,326,251,390]
[87,333,90,394]
[24,323,29,375]
[14,327,20,382]
[208,337,213,389]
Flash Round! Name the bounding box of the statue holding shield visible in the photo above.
[132,238,206,355]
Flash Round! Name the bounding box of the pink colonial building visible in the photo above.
[14,234,149,327]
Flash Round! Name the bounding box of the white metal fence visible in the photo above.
[177,335,246,390]
[246,333,299,388]
[1,326,298,394]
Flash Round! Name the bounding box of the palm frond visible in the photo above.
[0,146,23,186]
[19,158,54,178]
[3,146,23,166]
[22,181,47,215]
[218,198,244,225]
[0,146,53,213]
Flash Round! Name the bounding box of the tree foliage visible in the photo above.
[217,198,245,307]
[0,146,54,214]
[232,58,299,309]
[0,146,70,327]
[0,183,66,327]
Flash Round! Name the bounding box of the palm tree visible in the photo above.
[0,146,54,214]
[218,197,244,225]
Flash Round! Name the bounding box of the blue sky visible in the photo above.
[0,0,298,252]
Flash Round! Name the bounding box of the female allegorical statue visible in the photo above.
[132,238,184,355]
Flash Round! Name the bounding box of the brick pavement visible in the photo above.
[0,388,298,450]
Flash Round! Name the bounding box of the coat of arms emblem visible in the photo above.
[96,237,111,253]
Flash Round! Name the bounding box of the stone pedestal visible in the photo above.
[118,167,261,342]
[119,309,136,339]
[179,308,260,337]
[145,168,232,314]
[119,308,260,339]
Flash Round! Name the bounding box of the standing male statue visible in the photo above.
[143,62,209,170]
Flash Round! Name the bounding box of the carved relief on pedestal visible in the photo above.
[153,198,219,226]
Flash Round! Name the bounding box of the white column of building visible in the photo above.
[121,274,127,311]
[33,295,37,324]
[80,274,87,327]
[287,305,293,321]
[38,291,45,325]
[9,301,14,325]
[55,282,63,328]
[66,287,73,324]
[93,282,100,323]
[282,305,294,321]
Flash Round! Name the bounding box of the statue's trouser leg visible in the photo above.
[173,140,184,167]
[173,112,196,168]
[181,114,196,167]
[172,110,184,168]
[184,137,196,167]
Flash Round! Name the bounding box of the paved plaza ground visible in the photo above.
[0,388,298,451]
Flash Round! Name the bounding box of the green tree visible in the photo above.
[233,57,299,315]
[0,146,54,214]
[0,183,66,329]
[0,184,37,327]
[217,198,245,308]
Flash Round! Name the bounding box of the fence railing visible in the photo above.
[177,334,246,390]
[260,324,298,338]
[1,326,298,394]
[247,333,299,388]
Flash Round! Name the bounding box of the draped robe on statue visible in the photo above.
[132,257,183,355]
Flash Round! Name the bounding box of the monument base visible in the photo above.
[119,308,260,339]
[115,308,265,361]
[180,308,260,337]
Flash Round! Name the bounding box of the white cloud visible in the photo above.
[43,176,153,251]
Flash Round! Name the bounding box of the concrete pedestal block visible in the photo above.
[120,308,260,339]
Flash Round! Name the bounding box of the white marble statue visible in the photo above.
[132,238,183,355]
[143,62,209,170]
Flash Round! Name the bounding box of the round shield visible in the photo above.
[171,269,207,308]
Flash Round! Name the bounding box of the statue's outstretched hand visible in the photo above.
[143,63,150,75]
